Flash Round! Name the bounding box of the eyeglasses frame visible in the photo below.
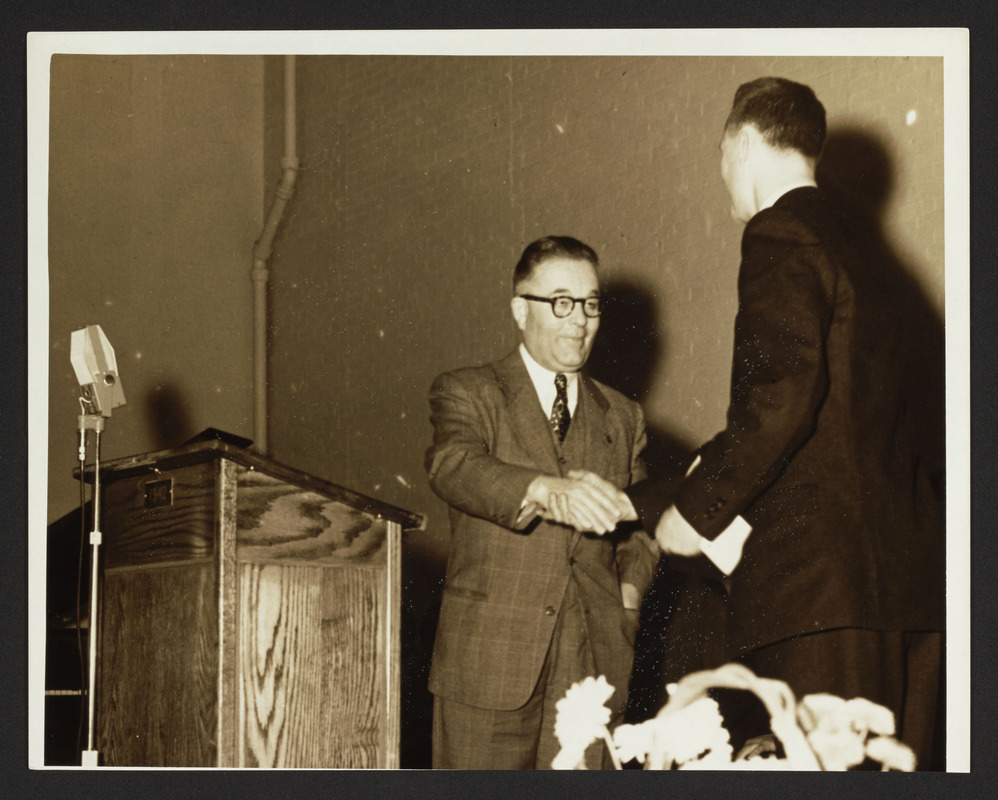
[518,293,604,319]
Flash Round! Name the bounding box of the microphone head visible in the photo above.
[70,324,126,416]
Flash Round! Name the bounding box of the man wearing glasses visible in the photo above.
[424,235,659,769]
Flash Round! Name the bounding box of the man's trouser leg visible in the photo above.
[432,580,605,769]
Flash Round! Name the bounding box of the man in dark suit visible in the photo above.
[628,77,945,767]
[425,235,660,769]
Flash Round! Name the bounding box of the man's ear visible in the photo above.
[736,125,754,163]
[511,296,528,331]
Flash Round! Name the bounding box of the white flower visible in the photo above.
[796,692,907,771]
[660,697,732,765]
[551,676,616,769]
[796,693,847,734]
[844,697,897,738]
[611,723,652,765]
[797,693,868,771]
[551,747,589,771]
[617,697,732,769]
[559,665,919,772]
[865,735,917,772]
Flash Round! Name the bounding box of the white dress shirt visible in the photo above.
[519,343,579,417]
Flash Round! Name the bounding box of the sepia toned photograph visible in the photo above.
[27,29,969,774]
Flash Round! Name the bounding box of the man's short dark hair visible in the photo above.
[513,236,599,293]
[725,77,827,160]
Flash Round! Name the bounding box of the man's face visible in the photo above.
[719,126,755,224]
[511,257,600,373]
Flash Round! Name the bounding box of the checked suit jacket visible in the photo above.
[425,349,659,713]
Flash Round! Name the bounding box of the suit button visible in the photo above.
[545,606,556,616]
[558,456,567,464]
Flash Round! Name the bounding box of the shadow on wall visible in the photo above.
[586,278,702,721]
[144,383,196,452]
[816,127,946,493]
[586,277,697,480]
[595,130,945,724]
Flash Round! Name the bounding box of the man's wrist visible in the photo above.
[655,504,705,556]
[523,475,549,507]
[619,494,638,521]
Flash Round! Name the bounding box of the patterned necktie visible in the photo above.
[550,373,571,444]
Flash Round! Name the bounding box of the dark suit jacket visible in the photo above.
[631,187,944,656]
[426,349,659,712]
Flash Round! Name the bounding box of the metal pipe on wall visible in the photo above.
[251,54,299,454]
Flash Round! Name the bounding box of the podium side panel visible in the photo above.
[99,562,218,766]
[97,457,220,766]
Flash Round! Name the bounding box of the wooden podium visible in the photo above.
[86,439,423,768]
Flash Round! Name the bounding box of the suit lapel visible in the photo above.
[492,350,562,477]
[577,375,614,477]
[567,375,614,554]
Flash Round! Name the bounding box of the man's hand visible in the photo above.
[525,474,624,534]
[654,504,704,556]
[567,470,638,521]
[620,581,641,611]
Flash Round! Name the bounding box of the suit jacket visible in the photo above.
[425,349,659,712]
[630,187,944,656]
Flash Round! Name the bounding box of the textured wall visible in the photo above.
[266,53,944,565]
[263,56,945,765]
[47,55,265,522]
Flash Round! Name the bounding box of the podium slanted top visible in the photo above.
[77,435,426,532]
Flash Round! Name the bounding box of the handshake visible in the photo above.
[523,469,637,534]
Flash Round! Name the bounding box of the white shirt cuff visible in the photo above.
[698,515,752,576]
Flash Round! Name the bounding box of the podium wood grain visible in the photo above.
[239,563,386,767]
[92,442,415,768]
[100,563,218,765]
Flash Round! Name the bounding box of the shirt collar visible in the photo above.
[519,343,579,414]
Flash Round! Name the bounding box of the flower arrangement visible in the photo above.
[551,663,916,771]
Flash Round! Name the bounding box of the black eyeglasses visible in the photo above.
[519,294,603,318]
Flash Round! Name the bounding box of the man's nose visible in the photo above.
[566,301,588,324]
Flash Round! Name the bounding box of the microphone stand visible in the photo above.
[78,411,105,767]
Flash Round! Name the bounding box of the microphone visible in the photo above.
[70,324,126,417]
[70,324,126,768]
